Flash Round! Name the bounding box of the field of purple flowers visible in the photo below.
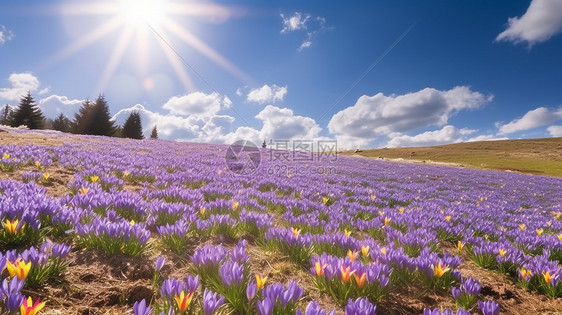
[0,128,561,315]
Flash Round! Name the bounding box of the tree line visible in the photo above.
[0,91,158,140]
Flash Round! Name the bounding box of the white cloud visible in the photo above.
[299,40,312,51]
[0,25,14,45]
[111,102,328,149]
[112,104,235,141]
[385,125,476,148]
[255,105,322,140]
[496,107,562,135]
[39,88,50,95]
[38,95,84,119]
[281,13,330,51]
[466,134,509,142]
[162,91,231,117]
[247,84,288,104]
[280,12,310,33]
[0,73,41,101]
[334,135,371,151]
[328,86,492,143]
[547,125,562,137]
[496,0,562,46]
[221,105,328,148]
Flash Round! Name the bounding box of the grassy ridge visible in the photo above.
[341,137,562,177]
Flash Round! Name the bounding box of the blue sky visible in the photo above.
[1,0,561,149]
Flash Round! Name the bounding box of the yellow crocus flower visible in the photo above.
[384,217,391,226]
[6,259,31,280]
[256,274,267,289]
[20,296,46,315]
[433,262,450,278]
[291,227,301,238]
[361,245,370,257]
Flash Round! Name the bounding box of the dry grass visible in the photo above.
[340,137,562,177]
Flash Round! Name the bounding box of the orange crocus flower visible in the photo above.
[353,272,367,288]
[175,291,195,313]
[340,265,356,283]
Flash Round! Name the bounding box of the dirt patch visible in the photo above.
[35,249,154,315]
[456,259,562,314]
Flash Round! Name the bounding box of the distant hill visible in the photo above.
[340,137,562,177]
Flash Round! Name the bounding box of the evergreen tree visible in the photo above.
[150,125,158,139]
[10,92,44,129]
[90,95,117,136]
[0,105,12,125]
[53,113,72,132]
[72,99,95,134]
[72,95,117,136]
[121,111,144,139]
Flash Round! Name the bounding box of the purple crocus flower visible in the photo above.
[257,297,274,315]
[133,299,152,315]
[203,289,225,315]
[191,244,228,267]
[461,277,481,296]
[478,300,500,315]
[155,256,166,272]
[2,278,25,313]
[160,278,184,299]
[299,300,336,315]
[52,243,72,258]
[185,274,200,292]
[246,283,257,301]
[219,260,244,286]
[423,308,470,315]
[451,287,461,299]
[281,280,304,306]
[345,297,376,315]
[231,240,249,264]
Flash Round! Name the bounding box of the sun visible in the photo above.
[117,0,166,28]
[49,0,251,94]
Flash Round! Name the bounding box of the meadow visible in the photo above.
[341,137,562,178]
[0,128,561,314]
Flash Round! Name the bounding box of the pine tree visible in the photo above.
[150,125,158,139]
[0,105,12,125]
[121,111,144,139]
[53,113,72,132]
[90,95,117,136]
[72,95,117,136]
[10,92,44,129]
[72,99,95,134]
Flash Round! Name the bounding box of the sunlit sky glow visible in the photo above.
[1,0,561,149]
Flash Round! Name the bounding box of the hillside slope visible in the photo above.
[341,137,562,177]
